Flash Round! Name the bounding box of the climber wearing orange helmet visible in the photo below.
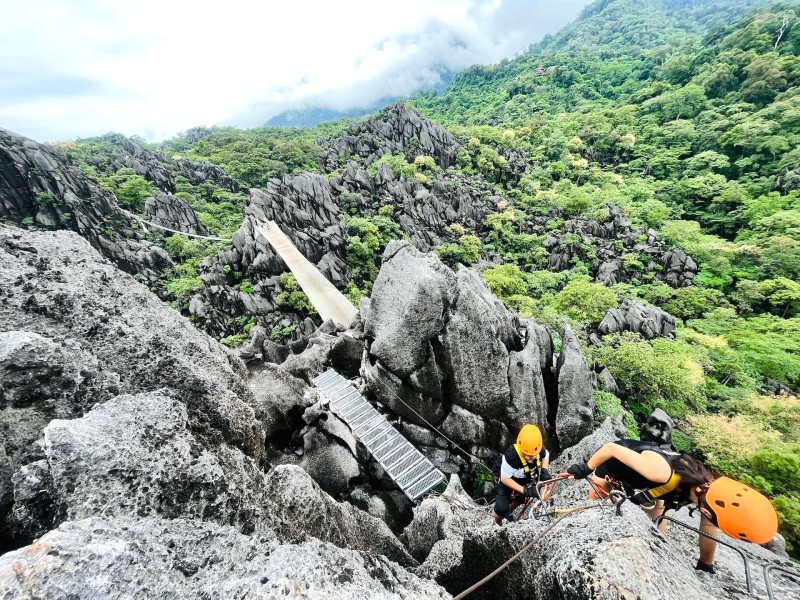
[562,439,779,572]
[491,424,551,525]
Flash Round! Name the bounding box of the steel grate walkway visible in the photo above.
[313,369,446,501]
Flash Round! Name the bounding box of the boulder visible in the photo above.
[365,240,456,378]
[246,362,314,439]
[364,360,448,427]
[641,409,674,448]
[0,331,115,472]
[14,392,271,537]
[0,517,447,599]
[263,465,415,566]
[599,301,676,339]
[0,228,263,461]
[439,269,516,419]
[596,367,619,396]
[507,325,548,431]
[262,338,291,364]
[555,327,595,448]
[280,333,335,384]
[329,333,364,378]
[144,193,209,236]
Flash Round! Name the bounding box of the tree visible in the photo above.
[553,280,618,325]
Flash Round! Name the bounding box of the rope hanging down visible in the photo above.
[377,377,494,474]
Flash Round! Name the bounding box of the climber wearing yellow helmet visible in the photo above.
[491,424,551,525]
[562,439,779,572]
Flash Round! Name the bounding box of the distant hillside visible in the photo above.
[265,99,398,128]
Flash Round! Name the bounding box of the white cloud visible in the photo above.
[0,0,591,142]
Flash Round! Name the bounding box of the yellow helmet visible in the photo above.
[704,477,778,544]
[517,424,543,456]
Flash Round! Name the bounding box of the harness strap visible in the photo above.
[513,444,542,477]
[643,471,682,501]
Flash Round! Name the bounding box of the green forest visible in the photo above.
[61,0,800,553]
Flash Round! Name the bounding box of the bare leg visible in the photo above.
[646,500,667,531]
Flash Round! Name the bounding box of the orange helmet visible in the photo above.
[517,424,543,456]
[704,477,778,544]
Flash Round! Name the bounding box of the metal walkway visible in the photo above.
[313,369,446,501]
[255,220,357,327]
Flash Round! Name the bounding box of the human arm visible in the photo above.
[499,475,525,494]
[589,442,673,481]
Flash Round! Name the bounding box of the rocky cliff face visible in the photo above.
[1,226,794,599]
[0,128,172,284]
[80,132,241,195]
[322,102,461,171]
[0,226,430,587]
[144,193,209,236]
[543,206,699,288]
[189,173,349,336]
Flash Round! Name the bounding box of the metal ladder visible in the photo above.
[313,369,446,501]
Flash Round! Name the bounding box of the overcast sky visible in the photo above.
[0,0,591,142]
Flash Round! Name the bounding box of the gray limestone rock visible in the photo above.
[298,426,360,498]
[555,326,595,448]
[0,517,447,599]
[596,367,619,396]
[365,240,456,378]
[641,408,674,447]
[322,102,461,172]
[238,324,267,360]
[0,128,173,284]
[263,465,415,566]
[144,193,209,236]
[329,332,364,378]
[262,338,291,364]
[364,360,448,427]
[246,362,314,439]
[507,323,548,431]
[403,475,486,563]
[599,301,676,339]
[29,392,270,536]
[0,228,263,462]
[280,333,335,384]
[439,269,516,419]
[440,404,488,447]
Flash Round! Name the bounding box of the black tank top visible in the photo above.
[597,439,674,491]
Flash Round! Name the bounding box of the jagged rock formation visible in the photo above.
[361,240,593,460]
[0,225,444,597]
[322,102,461,171]
[81,132,241,194]
[0,227,410,570]
[555,326,594,448]
[331,162,498,251]
[0,128,172,283]
[0,518,445,599]
[543,206,698,288]
[641,408,675,447]
[191,173,349,336]
[598,300,677,339]
[144,193,209,236]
